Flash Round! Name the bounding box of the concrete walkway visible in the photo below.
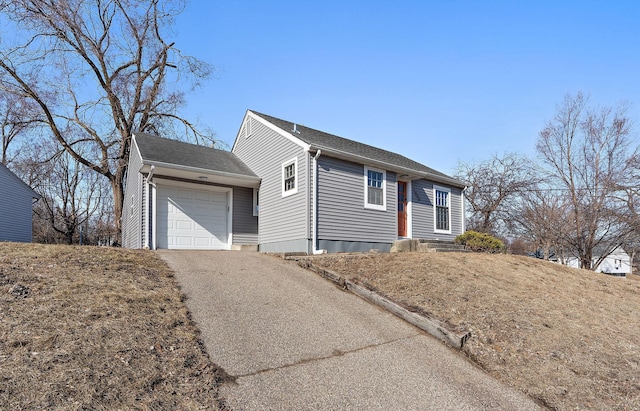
[158,251,541,410]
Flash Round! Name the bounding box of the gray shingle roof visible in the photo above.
[250,111,463,186]
[134,132,257,177]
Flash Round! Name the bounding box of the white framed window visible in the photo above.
[253,188,259,216]
[364,166,386,210]
[282,158,298,197]
[434,185,451,233]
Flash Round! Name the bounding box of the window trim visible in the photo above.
[433,185,451,234]
[364,165,386,211]
[282,158,298,197]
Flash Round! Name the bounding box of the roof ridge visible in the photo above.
[249,110,464,186]
[251,110,412,159]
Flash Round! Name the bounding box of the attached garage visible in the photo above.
[155,180,232,250]
[122,133,260,250]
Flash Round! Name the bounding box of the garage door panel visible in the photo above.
[156,184,230,250]
[176,236,195,246]
[176,188,194,199]
[195,190,214,201]
[176,220,193,230]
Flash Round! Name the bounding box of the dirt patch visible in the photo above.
[0,243,228,410]
[301,252,640,410]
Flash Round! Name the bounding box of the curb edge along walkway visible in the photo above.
[158,250,542,411]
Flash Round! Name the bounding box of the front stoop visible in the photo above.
[391,239,468,253]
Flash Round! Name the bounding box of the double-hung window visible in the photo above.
[434,186,450,233]
[282,158,298,197]
[364,166,386,210]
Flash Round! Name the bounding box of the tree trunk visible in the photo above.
[110,172,124,246]
[580,251,592,270]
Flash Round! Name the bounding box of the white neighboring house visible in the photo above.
[562,246,632,276]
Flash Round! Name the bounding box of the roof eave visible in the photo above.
[0,163,41,198]
[308,146,465,188]
[139,160,261,184]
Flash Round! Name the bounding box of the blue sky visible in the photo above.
[174,0,640,175]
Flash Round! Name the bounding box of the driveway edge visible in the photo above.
[293,258,471,349]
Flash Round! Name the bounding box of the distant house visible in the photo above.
[0,162,40,243]
[122,110,466,253]
[562,246,632,276]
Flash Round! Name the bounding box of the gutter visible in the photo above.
[147,164,155,182]
[143,165,155,249]
[140,160,261,184]
[308,145,465,188]
[311,149,325,254]
[461,185,468,233]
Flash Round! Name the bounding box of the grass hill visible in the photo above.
[308,251,640,410]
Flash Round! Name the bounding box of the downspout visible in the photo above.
[461,185,468,233]
[312,150,325,254]
[305,150,310,253]
[144,165,155,249]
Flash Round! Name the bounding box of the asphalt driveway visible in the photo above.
[158,250,541,410]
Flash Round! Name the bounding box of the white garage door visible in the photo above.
[156,184,230,250]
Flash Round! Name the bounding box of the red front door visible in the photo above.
[398,181,407,237]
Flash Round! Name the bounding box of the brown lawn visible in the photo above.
[303,252,640,410]
[0,243,229,410]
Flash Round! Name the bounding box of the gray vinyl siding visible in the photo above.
[316,156,397,244]
[233,117,308,250]
[0,166,36,243]
[411,179,464,241]
[232,187,258,244]
[122,142,144,249]
[449,186,464,237]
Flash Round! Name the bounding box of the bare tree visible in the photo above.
[536,93,638,269]
[18,141,106,244]
[0,91,39,165]
[511,188,571,260]
[455,153,537,236]
[0,0,213,239]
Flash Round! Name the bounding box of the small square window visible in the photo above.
[282,158,298,197]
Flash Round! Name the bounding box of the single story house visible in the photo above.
[0,162,41,243]
[562,246,632,276]
[122,110,466,253]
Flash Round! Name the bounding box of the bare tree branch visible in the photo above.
[0,0,214,239]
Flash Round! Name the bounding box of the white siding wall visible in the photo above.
[316,156,397,244]
[233,117,308,249]
[0,166,36,242]
[122,142,144,248]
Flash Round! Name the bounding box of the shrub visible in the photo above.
[455,231,504,253]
